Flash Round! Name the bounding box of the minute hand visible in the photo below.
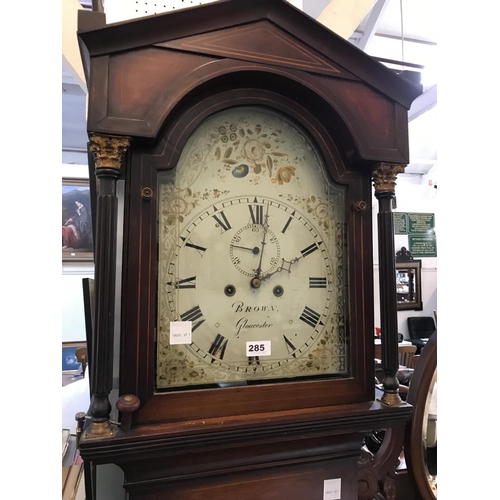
[253,204,270,279]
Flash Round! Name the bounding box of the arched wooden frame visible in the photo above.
[86,54,411,166]
[119,78,376,425]
[404,331,437,500]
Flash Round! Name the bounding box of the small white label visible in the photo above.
[169,321,192,345]
[324,478,341,500]
[245,340,271,356]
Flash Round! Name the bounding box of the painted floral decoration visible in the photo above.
[242,139,265,163]
[279,194,334,233]
[208,120,295,181]
[162,187,229,225]
[272,166,296,184]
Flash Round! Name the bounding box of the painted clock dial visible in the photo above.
[156,106,348,389]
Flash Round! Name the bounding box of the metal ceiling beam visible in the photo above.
[356,0,390,50]
[317,0,377,40]
[370,31,437,46]
[350,30,437,49]
[408,84,437,122]
[63,83,86,96]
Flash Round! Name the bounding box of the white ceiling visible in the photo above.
[62,0,437,179]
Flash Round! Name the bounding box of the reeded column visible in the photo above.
[85,133,131,437]
[372,162,405,406]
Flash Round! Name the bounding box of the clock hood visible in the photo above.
[77,0,421,111]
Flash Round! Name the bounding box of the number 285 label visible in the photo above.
[246,340,271,357]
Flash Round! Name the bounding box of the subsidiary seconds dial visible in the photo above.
[230,223,280,277]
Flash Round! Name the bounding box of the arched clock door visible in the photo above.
[77,1,421,499]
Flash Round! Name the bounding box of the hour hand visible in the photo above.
[230,244,260,254]
[260,256,300,281]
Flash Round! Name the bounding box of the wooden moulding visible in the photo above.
[79,400,411,464]
[80,402,412,499]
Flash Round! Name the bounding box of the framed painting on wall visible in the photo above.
[62,341,86,374]
[62,178,93,261]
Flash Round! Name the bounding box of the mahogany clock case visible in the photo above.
[76,3,421,499]
[77,0,421,425]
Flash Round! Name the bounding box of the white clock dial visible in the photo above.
[165,196,333,377]
[156,105,348,389]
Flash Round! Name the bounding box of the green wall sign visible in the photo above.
[394,213,408,235]
[408,213,435,234]
[409,234,437,257]
[394,212,437,257]
[394,212,435,235]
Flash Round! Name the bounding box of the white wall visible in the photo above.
[62,268,94,341]
[372,174,438,339]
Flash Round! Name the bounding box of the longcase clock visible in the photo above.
[77,1,421,499]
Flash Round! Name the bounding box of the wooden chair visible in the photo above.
[75,346,88,377]
[411,354,420,370]
[398,344,417,368]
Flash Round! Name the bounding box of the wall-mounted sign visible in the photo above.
[394,212,437,257]
[408,234,437,257]
[394,213,408,235]
[394,212,435,235]
[408,213,435,234]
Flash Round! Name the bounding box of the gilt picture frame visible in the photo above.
[62,178,93,261]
